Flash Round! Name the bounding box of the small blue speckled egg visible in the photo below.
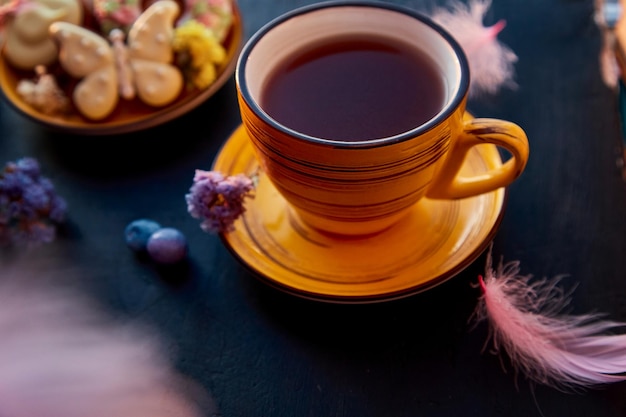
[125,219,162,252]
[146,227,188,264]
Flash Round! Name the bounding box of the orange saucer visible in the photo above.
[213,124,507,303]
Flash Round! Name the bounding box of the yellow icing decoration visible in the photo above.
[172,19,226,90]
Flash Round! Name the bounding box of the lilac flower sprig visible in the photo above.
[186,170,255,234]
[0,157,67,247]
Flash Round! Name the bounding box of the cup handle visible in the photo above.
[426,117,530,199]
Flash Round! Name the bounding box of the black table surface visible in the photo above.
[2,0,626,416]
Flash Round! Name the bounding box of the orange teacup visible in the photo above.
[235,1,529,236]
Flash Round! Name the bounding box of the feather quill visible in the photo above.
[472,245,626,390]
[0,263,211,417]
[430,0,518,97]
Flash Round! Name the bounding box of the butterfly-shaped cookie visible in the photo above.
[49,0,183,120]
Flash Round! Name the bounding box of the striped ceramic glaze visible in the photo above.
[235,1,529,235]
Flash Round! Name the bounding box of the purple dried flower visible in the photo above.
[0,157,67,247]
[14,157,41,177]
[12,221,56,246]
[186,170,255,234]
[49,196,67,223]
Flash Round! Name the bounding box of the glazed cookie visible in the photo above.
[2,0,83,70]
[179,0,233,42]
[49,0,183,120]
[92,0,140,35]
[16,65,69,114]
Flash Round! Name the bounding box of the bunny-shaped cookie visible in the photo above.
[2,0,83,70]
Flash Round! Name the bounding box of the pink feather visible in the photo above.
[0,265,210,417]
[430,0,518,97]
[472,245,626,389]
[594,0,621,88]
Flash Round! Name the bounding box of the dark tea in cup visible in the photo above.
[235,1,529,235]
[261,35,446,141]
